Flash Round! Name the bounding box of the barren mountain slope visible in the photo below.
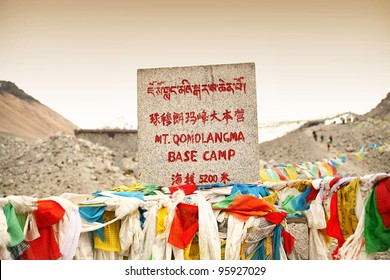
[0,81,78,139]
[365,92,390,120]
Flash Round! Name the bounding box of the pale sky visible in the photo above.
[1,0,389,129]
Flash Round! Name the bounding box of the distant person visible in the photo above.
[327,142,331,152]
[312,131,317,141]
[320,135,324,142]
[329,135,333,144]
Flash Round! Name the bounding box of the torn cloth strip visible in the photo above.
[79,205,106,241]
[364,183,390,253]
[168,203,198,249]
[213,194,274,222]
[326,193,345,259]
[22,200,65,260]
[337,178,359,241]
[169,184,198,196]
[375,177,390,228]
[281,229,295,255]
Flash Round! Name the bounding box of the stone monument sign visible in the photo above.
[137,63,259,186]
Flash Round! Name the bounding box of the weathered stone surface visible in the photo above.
[287,217,309,260]
[137,63,259,186]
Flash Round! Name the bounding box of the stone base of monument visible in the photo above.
[286,216,309,260]
[285,215,390,260]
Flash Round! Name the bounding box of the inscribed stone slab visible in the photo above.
[137,63,259,186]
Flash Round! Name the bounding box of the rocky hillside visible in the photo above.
[259,117,390,178]
[259,91,390,177]
[0,81,78,139]
[0,132,137,198]
[365,92,390,120]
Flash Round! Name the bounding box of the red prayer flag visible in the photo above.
[375,177,390,228]
[169,184,198,196]
[168,203,199,249]
[282,229,295,254]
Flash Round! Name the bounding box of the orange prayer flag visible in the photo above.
[224,195,275,221]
